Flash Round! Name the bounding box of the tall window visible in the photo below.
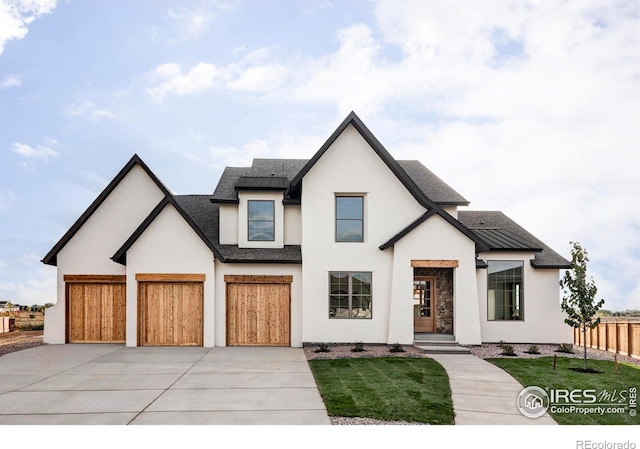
[248,200,275,241]
[336,196,364,242]
[487,261,524,321]
[329,272,372,319]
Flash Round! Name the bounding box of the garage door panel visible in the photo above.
[67,281,125,343]
[139,281,203,346]
[227,282,290,347]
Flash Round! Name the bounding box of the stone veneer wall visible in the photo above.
[414,268,453,334]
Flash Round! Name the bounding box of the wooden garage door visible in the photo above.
[226,275,291,346]
[65,275,126,343]
[137,274,204,346]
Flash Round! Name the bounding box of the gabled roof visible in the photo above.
[111,195,223,265]
[289,112,436,206]
[286,111,488,250]
[458,211,571,269]
[42,154,171,266]
[379,210,437,250]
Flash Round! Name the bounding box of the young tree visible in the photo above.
[559,242,605,370]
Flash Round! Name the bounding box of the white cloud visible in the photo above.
[167,8,210,40]
[165,2,236,42]
[65,101,115,121]
[0,74,21,88]
[12,142,58,160]
[227,64,289,93]
[0,0,56,55]
[0,266,56,306]
[147,62,221,102]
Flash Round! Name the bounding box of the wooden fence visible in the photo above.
[573,321,640,359]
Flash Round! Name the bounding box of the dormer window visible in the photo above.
[248,200,275,241]
[336,195,364,242]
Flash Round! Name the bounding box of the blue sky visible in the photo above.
[0,0,638,312]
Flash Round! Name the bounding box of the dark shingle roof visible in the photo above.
[397,161,469,205]
[211,167,252,203]
[211,160,308,203]
[175,195,301,264]
[235,176,289,190]
[210,143,468,206]
[458,211,570,268]
[216,245,302,264]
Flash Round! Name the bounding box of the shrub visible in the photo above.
[525,345,540,354]
[314,343,330,353]
[556,343,574,354]
[389,342,405,353]
[17,323,44,331]
[497,340,506,348]
[351,341,365,352]
[500,344,517,356]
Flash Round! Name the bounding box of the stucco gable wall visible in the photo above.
[45,165,166,344]
[392,214,481,345]
[477,251,572,344]
[125,204,215,347]
[300,124,426,344]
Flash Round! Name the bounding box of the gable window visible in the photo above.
[336,196,364,242]
[487,261,524,321]
[329,271,372,319]
[248,200,275,241]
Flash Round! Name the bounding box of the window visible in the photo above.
[487,261,524,321]
[336,196,364,242]
[329,272,372,319]
[248,200,275,241]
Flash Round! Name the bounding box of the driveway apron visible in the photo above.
[0,345,330,425]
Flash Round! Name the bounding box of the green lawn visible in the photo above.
[308,357,454,424]
[488,357,639,425]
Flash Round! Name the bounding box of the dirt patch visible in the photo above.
[0,330,44,357]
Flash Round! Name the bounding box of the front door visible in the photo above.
[413,276,435,333]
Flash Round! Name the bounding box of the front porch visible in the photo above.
[413,333,470,354]
[413,266,454,334]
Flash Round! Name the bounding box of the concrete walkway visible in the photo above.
[0,345,330,425]
[428,354,557,425]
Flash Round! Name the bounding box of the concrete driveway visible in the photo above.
[0,345,330,425]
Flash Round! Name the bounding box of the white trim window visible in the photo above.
[329,271,372,319]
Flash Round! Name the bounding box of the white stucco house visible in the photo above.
[42,112,572,347]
